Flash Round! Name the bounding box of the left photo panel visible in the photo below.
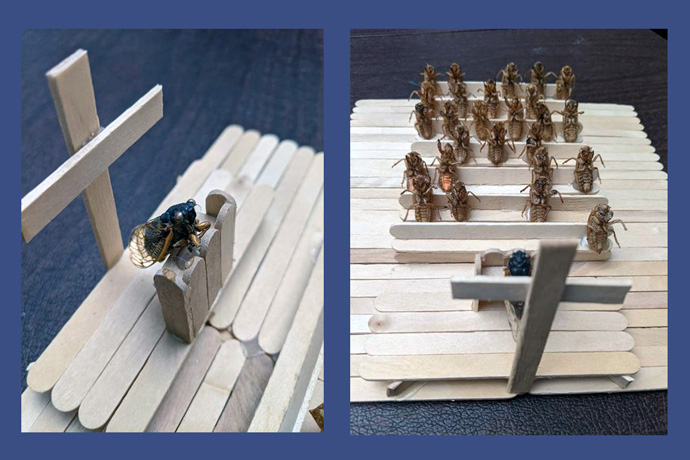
[21,29,324,432]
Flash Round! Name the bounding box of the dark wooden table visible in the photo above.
[21,29,323,391]
[350,29,667,435]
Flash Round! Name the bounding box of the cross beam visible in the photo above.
[451,240,632,394]
[21,50,163,268]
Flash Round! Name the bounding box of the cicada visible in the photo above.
[128,199,211,268]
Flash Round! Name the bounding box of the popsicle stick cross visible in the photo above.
[21,49,163,268]
[451,240,632,394]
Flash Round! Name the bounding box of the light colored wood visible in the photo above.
[365,331,634,356]
[26,125,243,394]
[66,417,100,433]
[28,402,76,433]
[233,156,324,342]
[51,265,158,412]
[232,184,275,265]
[208,192,238,287]
[351,355,365,377]
[78,297,166,430]
[220,130,261,174]
[351,297,377,314]
[391,222,588,240]
[106,326,217,432]
[45,49,124,268]
[623,309,667,327]
[22,85,163,243]
[259,195,325,354]
[236,134,279,181]
[200,228,222,306]
[627,327,667,347]
[368,310,627,333]
[256,140,299,187]
[177,340,245,432]
[209,149,316,329]
[508,241,577,393]
[375,292,473,312]
[355,97,635,112]
[21,389,51,432]
[146,326,223,432]
[633,346,667,367]
[155,256,209,343]
[530,366,667,394]
[451,276,632,304]
[194,170,233,209]
[249,250,324,432]
[215,354,274,432]
[301,379,324,432]
[360,352,640,381]
[350,377,515,402]
[351,335,367,354]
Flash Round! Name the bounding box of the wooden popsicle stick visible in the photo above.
[351,354,364,377]
[403,140,655,155]
[22,85,163,244]
[391,222,588,240]
[233,156,324,342]
[106,326,219,432]
[230,184,275,271]
[627,327,667,347]
[608,247,668,262]
[214,354,274,432]
[177,340,245,432]
[633,346,667,367]
[51,266,158,412]
[249,250,324,432]
[351,335,367,354]
[300,378,324,432]
[354,105,637,118]
[367,310,627,333]
[219,130,261,174]
[365,331,634,356]
[350,377,515,402]
[145,326,223,432]
[358,148,659,162]
[259,196,324,354]
[28,402,76,433]
[355,97,635,112]
[351,111,642,126]
[44,49,124,268]
[350,133,652,146]
[351,298,376,314]
[21,389,51,432]
[256,140,299,187]
[26,125,243,395]
[193,170,233,211]
[78,297,166,429]
[529,366,667,395]
[622,309,667,328]
[235,134,279,182]
[209,149,316,329]
[359,352,640,381]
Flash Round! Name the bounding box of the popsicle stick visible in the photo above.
[214,354,274,432]
[28,402,76,432]
[351,133,652,146]
[365,331,634,356]
[259,196,325,354]
[529,366,667,395]
[146,327,223,432]
[350,377,515,402]
[249,250,324,432]
[219,130,261,174]
[633,346,667,367]
[209,149,316,329]
[78,297,166,429]
[359,352,640,381]
[627,327,667,347]
[355,97,635,112]
[27,125,243,394]
[354,105,637,117]
[351,335,367,354]
[21,389,51,432]
[351,126,648,140]
[177,340,245,432]
[236,134,279,182]
[622,309,667,328]
[256,140,299,187]
[391,222,588,240]
[351,298,376,314]
[106,327,218,432]
[233,156,324,342]
[368,310,627,334]
[51,266,158,412]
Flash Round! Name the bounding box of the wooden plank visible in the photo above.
[106,326,219,432]
[350,377,515,402]
[359,352,640,381]
[146,327,223,432]
[508,241,577,393]
[236,134,279,181]
[209,149,316,329]
[368,310,627,333]
[364,331,634,356]
[351,297,376,314]
[451,276,631,304]
[21,389,51,432]
[50,265,158,412]
[259,195,324,354]
[45,49,123,267]
[233,155,324,342]
[249,250,324,432]
[78,297,166,429]
[355,97,635,112]
[391,222,588,240]
[633,346,667,367]
[214,354,274,432]
[256,140,299,187]
[622,309,667,328]
[220,130,261,174]
[28,402,76,433]
[22,85,163,243]
[530,366,667,394]
[26,125,243,394]
[627,327,667,347]
[177,340,245,432]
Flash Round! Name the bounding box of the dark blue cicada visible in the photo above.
[505,250,532,318]
[128,199,210,268]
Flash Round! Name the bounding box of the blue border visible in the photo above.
[3,0,683,453]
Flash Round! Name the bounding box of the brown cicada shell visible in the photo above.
[497,62,522,98]
[445,180,479,222]
[518,123,544,165]
[533,101,555,142]
[555,65,575,99]
[587,204,627,253]
[479,122,516,166]
[505,97,525,141]
[410,102,435,140]
[409,80,437,108]
[524,84,542,120]
[470,100,491,141]
[530,61,553,97]
[392,150,430,191]
[401,174,437,222]
[563,146,605,194]
[553,99,583,143]
[480,79,500,118]
[432,139,459,192]
[521,176,563,222]
[529,146,559,182]
[447,63,469,118]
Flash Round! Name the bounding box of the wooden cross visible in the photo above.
[451,240,632,394]
[21,49,163,268]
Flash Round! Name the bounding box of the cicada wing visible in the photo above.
[128,218,172,268]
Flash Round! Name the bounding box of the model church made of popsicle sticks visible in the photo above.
[21,49,324,433]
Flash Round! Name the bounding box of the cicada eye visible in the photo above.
[175,211,184,222]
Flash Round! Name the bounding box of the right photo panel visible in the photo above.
[350,29,667,435]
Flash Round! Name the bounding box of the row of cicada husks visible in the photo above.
[410,63,582,144]
[392,148,627,254]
